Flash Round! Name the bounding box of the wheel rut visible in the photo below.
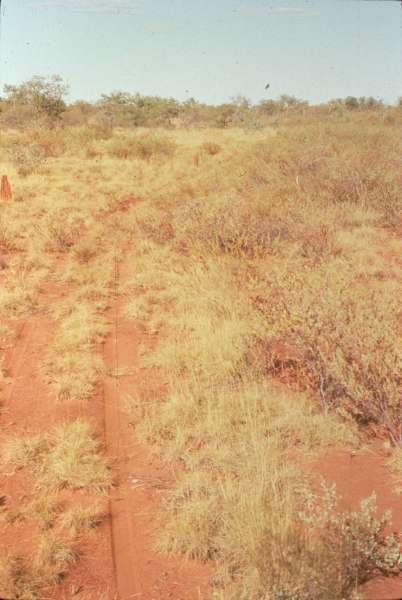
[103,254,210,600]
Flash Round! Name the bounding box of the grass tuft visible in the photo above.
[3,420,110,492]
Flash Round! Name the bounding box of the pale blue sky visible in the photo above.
[0,0,401,104]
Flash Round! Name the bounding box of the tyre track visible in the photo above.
[103,252,210,600]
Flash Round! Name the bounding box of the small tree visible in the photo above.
[258,99,279,115]
[230,94,251,109]
[344,96,359,111]
[3,75,68,120]
[278,95,309,114]
[358,96,383,111]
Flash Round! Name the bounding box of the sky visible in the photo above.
[0,0,401,105]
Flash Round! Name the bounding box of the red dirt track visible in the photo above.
[103,257,210,599]
[0,253,210,599]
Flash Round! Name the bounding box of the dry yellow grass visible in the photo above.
[0,421,108,597]
[3,420,110,491]
[0,535,79,600]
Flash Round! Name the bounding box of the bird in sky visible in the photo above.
[265,83,270,90]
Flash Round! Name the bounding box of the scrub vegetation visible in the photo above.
[0,76,401,599]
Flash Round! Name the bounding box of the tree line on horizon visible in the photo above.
[0,75,401,128]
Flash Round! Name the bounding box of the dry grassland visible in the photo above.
[0,113,401,599]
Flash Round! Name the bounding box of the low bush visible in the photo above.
[254,487,401,600]
[27,127,67,157]
[263,260,402,444]
[171,195,290,257]
[6,143,46,176]
[106,132,176,160]
[69,123,113,147]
